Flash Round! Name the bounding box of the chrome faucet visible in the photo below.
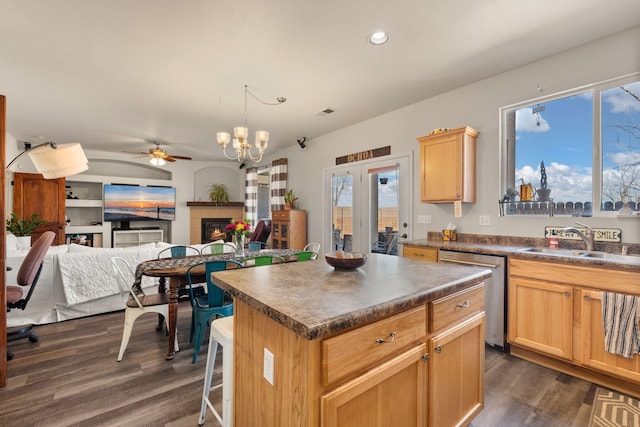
[562,222,594,251]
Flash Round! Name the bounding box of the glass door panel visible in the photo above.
[331,174,353,251]
[369,165,400,255]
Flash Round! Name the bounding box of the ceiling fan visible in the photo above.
[125,142,192,165]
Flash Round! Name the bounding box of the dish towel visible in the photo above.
[601,292,640,358]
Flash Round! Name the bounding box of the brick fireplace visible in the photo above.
[201,217,232,243]
[187,202,244,244]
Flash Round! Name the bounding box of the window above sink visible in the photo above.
[499,73,640,217]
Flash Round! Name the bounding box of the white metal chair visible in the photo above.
[111,256,178,361]
[303,242,321,259]
[198,315,234,427]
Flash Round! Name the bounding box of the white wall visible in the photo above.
[4,143,243,246]
[274,27,640,247]
[5,27,639,248]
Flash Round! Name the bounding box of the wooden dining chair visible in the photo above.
[111,256,178,362]
[187,260,242,363]
[241,255,285,267]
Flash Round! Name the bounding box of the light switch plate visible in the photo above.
[417,215,432,224]
[263,348,274,385]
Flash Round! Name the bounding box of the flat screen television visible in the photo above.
[104,184,176,223]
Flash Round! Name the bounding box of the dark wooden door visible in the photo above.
[12,172,66,245]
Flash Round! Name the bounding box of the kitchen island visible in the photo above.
[212,253,491,427]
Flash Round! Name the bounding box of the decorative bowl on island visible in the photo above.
[324,251,368,270]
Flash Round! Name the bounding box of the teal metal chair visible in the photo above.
[247,241,270,252]
[187,260,241,363]
[158,245,200,258]
[241,255,285,267]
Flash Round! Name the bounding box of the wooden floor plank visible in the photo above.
[2,303,598,426]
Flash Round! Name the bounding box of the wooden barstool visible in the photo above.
[198,315,234,426]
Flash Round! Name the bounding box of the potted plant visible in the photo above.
[6,212,46,249]
[209,183,230,205]
[284,189,298,210]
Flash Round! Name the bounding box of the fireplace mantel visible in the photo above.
[186,201,244,207]
[187,202,244,244]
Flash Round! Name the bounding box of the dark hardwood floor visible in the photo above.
[2,305,597,426]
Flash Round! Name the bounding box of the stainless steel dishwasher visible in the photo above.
[438,249,507,351]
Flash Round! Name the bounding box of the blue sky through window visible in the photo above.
[515,81,640,205]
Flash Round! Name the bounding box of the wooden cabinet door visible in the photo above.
[417,127,477,203]
[579,289,640,382]
[321,343,427,427]
[12,172,66,245]
[402,246,438,262]
[420,135,462,202]
[428,313,484,427]
[508,276,573,360]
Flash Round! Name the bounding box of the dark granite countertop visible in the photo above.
[211,253,491,340]
[403,239,640,272]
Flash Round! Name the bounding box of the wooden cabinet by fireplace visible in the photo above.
[271,210,307,250]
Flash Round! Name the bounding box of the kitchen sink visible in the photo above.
[520,247,640,264]
[519,247,587,256]
[579,252,640,264]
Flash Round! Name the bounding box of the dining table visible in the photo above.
[133,248,301,360]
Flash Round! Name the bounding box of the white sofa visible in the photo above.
[5,237,231,327]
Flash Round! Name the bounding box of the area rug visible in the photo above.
[589,387,640,427]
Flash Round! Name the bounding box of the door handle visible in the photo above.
[401,234,408,238]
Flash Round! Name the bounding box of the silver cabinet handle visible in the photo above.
[457,300,470,308]
[376,332,396,344]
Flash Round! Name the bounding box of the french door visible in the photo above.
[323,153,412,255]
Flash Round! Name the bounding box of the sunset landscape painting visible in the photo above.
[104,185,176,222]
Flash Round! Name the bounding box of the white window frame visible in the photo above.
[499,72,640,217]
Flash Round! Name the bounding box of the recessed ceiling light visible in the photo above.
[368,31,390,45]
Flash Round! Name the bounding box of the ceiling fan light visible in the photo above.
[150,157,166,166]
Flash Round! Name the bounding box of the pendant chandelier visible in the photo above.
[216,85,286,163]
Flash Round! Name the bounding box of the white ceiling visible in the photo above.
[1,0,639,162]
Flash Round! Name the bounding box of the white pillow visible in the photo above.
[68,243,96,253]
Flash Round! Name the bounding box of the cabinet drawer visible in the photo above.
[272,210,289,220]
[429,284,484,333]
[403,246,438,262]
[322,306,426,386]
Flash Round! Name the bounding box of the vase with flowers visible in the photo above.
[225,219,252,258]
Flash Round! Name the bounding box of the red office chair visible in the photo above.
[6,231,56,360]
[249,219,271,243]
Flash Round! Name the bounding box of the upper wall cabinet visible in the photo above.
[417,126,478,203]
